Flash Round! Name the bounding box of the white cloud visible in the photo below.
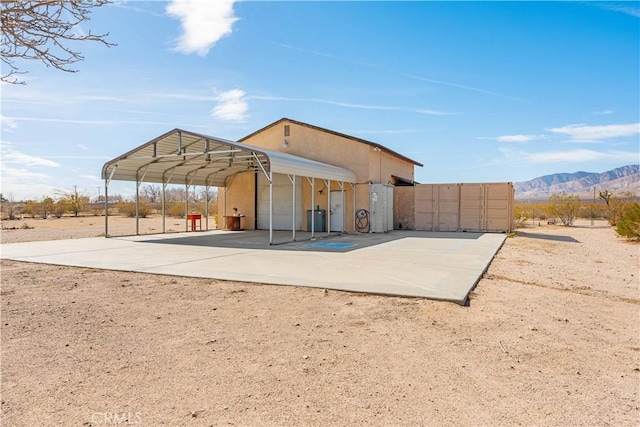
[1,165,55,181]
[249,95,457,115]
[0,179,58,201]
[212,89,248,121]
[593,109,614,115]
[0,164,58,200]
[1,115,18,132]
[166,0,239,56]
[148,92,214,102]
[278,43,525,102]
[546,123,640,141]
[600,4,640,18]
[1,147,61,168]
[480,134,541,143]
[402,73,526,102]
[77,144,89,150]
[9,117,174,126]
[500,147,640,164]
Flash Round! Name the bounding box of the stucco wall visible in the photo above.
[218,171,256,230]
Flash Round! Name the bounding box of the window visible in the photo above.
[284,125,290,137]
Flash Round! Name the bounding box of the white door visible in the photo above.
[330,190,344,231]
[257,173,302,230]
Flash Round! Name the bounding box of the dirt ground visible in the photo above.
[0,216,638,426]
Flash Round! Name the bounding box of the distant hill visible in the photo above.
[514,164,640,200]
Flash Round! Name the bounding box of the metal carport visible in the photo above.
[102,128,357,244]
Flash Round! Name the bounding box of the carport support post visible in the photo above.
[104,166,116,238]
[269,172,273,245]
[351,183,356,232]
[205,184,209,231]
[184,183,189,232]
[339,181,345,233]
[104,180,109,237]
[292,175,296,242]
[135,174,140,235]
[223,186,227,230]
[327,179,331,236]
[161,181,166,233]
[311,177,315,239]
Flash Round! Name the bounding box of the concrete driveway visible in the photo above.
[0,230,506,305]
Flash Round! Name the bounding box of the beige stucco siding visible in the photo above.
[242,122,370,182]
[218,171,256,230]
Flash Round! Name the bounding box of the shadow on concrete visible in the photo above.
[136,229,484,253]
[517,231,580,243]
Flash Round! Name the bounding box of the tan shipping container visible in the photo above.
[413,182,513,232]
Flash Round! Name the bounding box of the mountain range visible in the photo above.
[514,164,640,200]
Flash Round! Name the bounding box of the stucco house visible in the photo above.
[219,118,423,234]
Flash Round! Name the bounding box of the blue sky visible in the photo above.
[1,0,639,201]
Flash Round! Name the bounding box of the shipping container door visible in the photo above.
[486,183,512,232]
[460,184,484,231]
[414,184,435,231]
[437,184,460,231]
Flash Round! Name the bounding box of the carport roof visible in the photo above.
[102,128,357,187]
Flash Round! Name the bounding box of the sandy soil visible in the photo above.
[0,215,218,244]
[0,217,638,426]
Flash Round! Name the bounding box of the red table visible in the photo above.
[187,214,202,231]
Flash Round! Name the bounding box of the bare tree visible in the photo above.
[1,193,18,220]
[141,184,162,204]
[1,1,114,84]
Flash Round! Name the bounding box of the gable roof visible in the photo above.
[239,117,424,168]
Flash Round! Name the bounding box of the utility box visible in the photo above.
[370,184,393,233]
[306,210,326,232]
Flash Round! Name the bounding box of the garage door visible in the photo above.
[257,173,303,230]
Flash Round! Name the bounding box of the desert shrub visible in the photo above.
[116,201,151,218]
[167,203,186,218]
[513,206,529,228]
[22,200,39,218]
[608,194,637,226]
[40,197,54,219]
[615,202,640,240]
[52,200,68,218]
[547,194,580,226]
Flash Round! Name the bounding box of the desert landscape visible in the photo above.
[1,215,638,426]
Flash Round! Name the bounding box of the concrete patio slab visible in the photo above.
[0,230,506,304]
